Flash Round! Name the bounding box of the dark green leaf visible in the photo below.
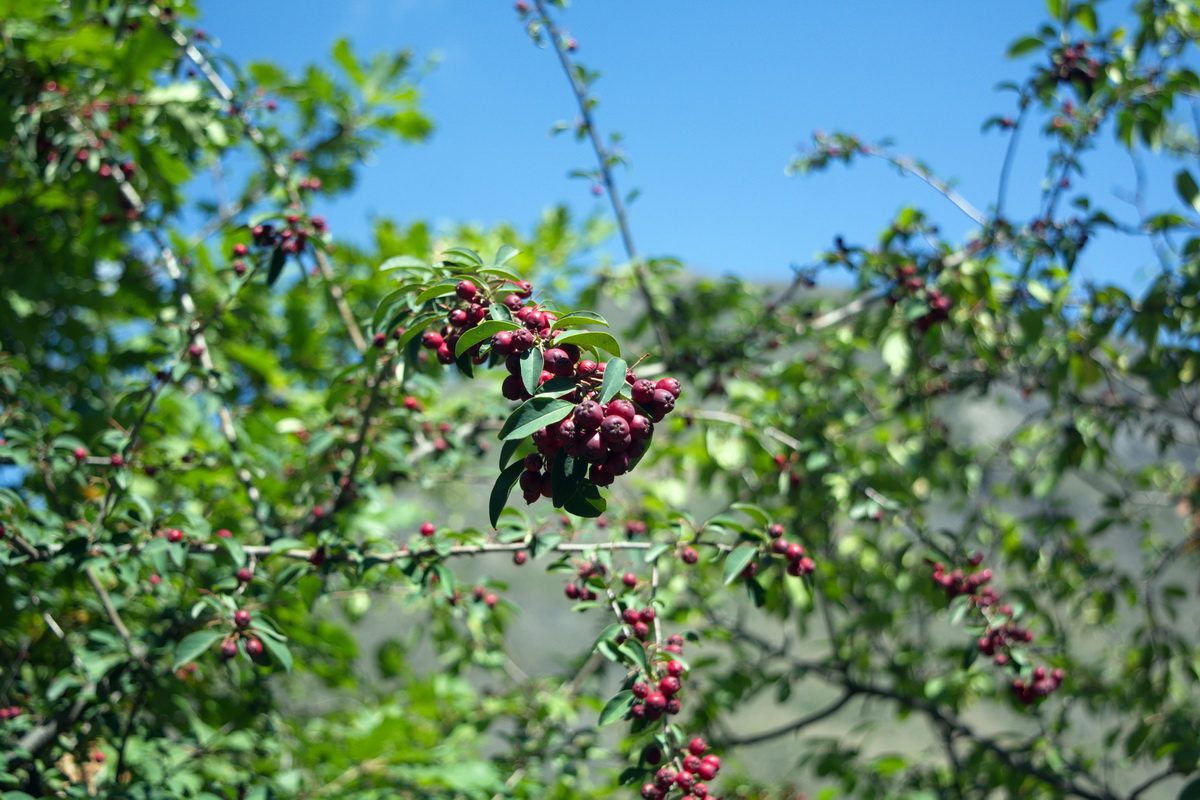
[551,311,610,330]
[598,356,628,403]
[257,633,293,673]
[723,546,758,586]
[599,690,635,726]
[266,247,287,287]
[1175,169,1200,214]
[456,320,520,358]
[489,462,526,527]
[173,630,224,670]
[520,348,545,396]
[554,330,621,358]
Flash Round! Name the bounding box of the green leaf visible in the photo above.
[731,502,771,528]
[498,437,524,470]
[173,630,224,670]
[442,247,483,266]
[550,450,588,508]
[379,255,429,273]
[618,639,649,674]
[723,546,758,586]
[554,330,621,358]
[479,265,525,283]
[880,331,911,376]
[551,311,610,330]
[493,244,520,265]
[489,462,526,527]
[416,279,459,305]
[598,690,635,726]
[590,622,624,652]
[562,482,606,518]
[520,348,544,396]
[455,320,521,357]
[1175,169,1200,214]
[266,247,287,287]
[257,633,293,673]
[598,357,628,404]
[1007,36,1045,57]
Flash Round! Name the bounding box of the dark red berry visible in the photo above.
[622,572,638,588]
[667,660,685,677]
[631,379,657,404]
[632,682,650,699]
[659,676,681,695]
[681,547,699,564]
[246,637,264,657]
[420,522,436,537]
[688,737,707,756]
[421,330,444,349]
[234,609,251,628]
[455,280,477,300]
[236,567,253,583]
[221,639,238,659]
[656,377,681,398]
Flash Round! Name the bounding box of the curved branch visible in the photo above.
[721,691,854,747]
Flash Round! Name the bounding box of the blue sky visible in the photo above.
[200,1,1178,292]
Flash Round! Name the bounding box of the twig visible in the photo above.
[531,0,674,365]
[720,691,853,747]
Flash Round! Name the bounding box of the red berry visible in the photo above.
[233,609,251,628]
[667,660,685,677]
[216,529,232,538]
[484,593,498,608]
[632,682,650,699]
[73,446,88,461]
[455,280,477,301]
[373,332,387,348]
[659,675,681,695]
[622,572,637,588]
[512,551,528,566]
[681,547,699,564]
[645,692,666,712]
[542,347,575,377]
[421,330,443,349]
[656,377,681,398]
[688,737,707,756]
[246,637,264,657]
[166,528,184,543]
[420,522,436,537]
[236,567,253,583]
[633,621,650,640]
[654,768,676,788]
[220,639,238,659]
[641,784,663,800]
[232,243,248,257]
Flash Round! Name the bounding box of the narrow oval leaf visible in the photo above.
[479,265,525,283]
[520,348,544,396]
[395,312,441,349]
[598,357,628,404]
[730,502,772,528]
[618,639,649,674]
[493,244,520,265]
[723,545,759,586]
[379,255,429,272]
[442,247,483,266]
[499,397,575,441]
[489,461,526,527]
[551,311,610,330]
[173,630,224,671]
[257,633,293,673]
[599,690,635,726]
[554,330,621,358]
[416,280,459,305]
[455,320,521,357]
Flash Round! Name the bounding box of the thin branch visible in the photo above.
[861,147,988,226]
[84,567,131,643]
[721,691,853,747]
[531,0,674,365]
[157,11,367,353]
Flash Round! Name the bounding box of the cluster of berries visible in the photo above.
[0,705,22,720]
[885,263,952,332]
[1011,666,1065,704]
[220,609,264,659]
[417,279,497,364]
[638,735,723,800]
[932,555,1064,703]
[231,215,327,275]
[931,558,992,599]
[767,523,816,577]
[1051,41,1101,87]
[628,638,686,724]
[516,376,681,505]
[564,561,603,602]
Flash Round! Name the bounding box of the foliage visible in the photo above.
[2,0,1199,799]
